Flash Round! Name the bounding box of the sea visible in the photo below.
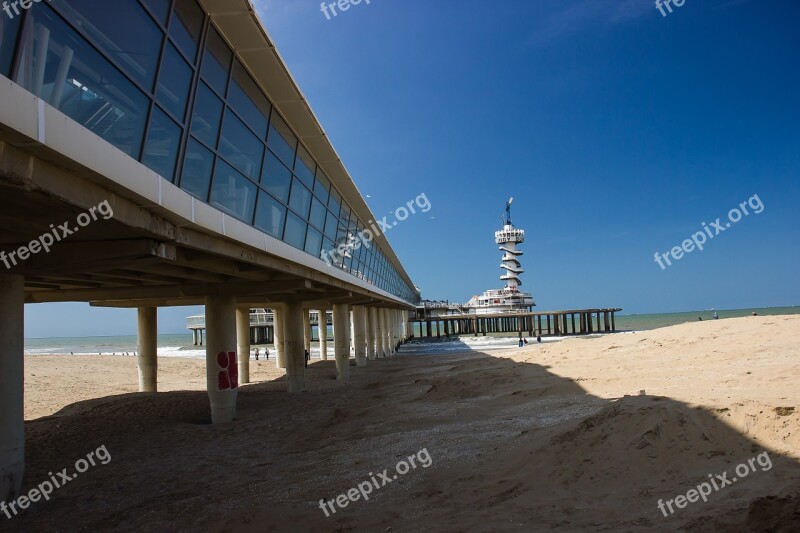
[24,306,800,359]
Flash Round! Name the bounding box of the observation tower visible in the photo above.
[464,198,535,314]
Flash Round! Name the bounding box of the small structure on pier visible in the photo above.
[464,198,535,314]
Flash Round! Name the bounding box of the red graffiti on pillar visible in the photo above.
[217,351,239,390]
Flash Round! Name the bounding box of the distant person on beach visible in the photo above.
[304,349,310,367]
[752,312,758,316]
[713,312,719,320]
[698,316,703,321]
[265,348,270,359]
[536,335,542,344]
[523,338,529,345]
[254,348,259,360]
[518,338,524,347]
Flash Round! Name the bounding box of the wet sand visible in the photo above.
[12,315,800,531]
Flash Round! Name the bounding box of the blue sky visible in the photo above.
[24,0,800,337]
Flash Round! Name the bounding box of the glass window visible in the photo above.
[141,0,171,25]
[156,43,192,121]
[180,138,215,200]
[261,150,292,203]
[309,197,326,230]
[284,212,307,250]
[14,7,149,158]
[210,160,257,222]
[169,0,204,63]
[314,168,330,203]
[288,179,312,218]
[254,190,286,239]
[219,110,264,181]
[58,0,163,90]
[0,14,22,78]
[305,227,323,256]
[294,144,315,188]
[201,26,231,96]
[142,106,181,181]
[324,210,338,240]
[322,237,334,257]
[328,188,341,217]
[267,111,296,168]
[190,82,223,147]
[337,223,349,244]
[229,61,270,138]
[340,202,351,224]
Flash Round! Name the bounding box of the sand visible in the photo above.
[10,315,800,532]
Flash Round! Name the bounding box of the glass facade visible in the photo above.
[0,0,417,303]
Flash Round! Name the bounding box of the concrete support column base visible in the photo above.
[367,307,377,360]
[205,295,238,424]
[0,275,24,502]
[333,303,350,379]
[353,305,367,367]
[236,305,251,385]
[137,307,158,392]
[319,309,329,360]
[274,306,286,369]
[284,301,306,393]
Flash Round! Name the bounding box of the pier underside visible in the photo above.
[0,139,412,501]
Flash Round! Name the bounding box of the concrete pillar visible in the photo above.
[236,305,251,385]
[367,307,377,360]
[353,305,368,367]
[0,275,24,502]
[388,309,396,355]
[333,303,350,379]
[283,300,306,392]
[377,309,387,356]
[137,307,158,392]
[398,311,403,342]
[319,309,329,360]
[390,311,396,350]
[274,306,286,369]
[205,295,238,424]
[380,308,389,356]
[303,309,312,354]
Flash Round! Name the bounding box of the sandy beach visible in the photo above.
[11,315,800,532]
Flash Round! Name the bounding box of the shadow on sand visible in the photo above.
[10,340,800,532]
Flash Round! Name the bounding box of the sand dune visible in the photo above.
[12,315,800,531]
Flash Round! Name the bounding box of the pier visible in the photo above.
[411,308,623,338]
[0,0,417,503]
